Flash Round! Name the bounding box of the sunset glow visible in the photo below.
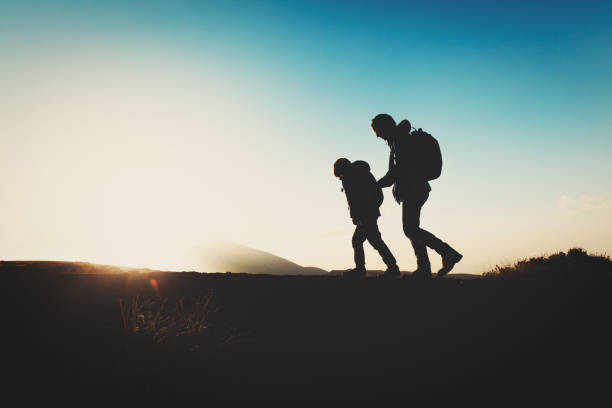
[1,1,611,274]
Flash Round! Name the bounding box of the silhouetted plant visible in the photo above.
[118,291,242,353]
[483,247,612,279]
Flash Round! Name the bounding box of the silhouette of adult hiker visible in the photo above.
[371,114,463,279]
[333,158,400,278]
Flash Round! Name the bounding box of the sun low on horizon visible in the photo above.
[1,1,611,275]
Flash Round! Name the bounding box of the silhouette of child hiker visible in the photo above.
[334,114,463,279]
[333,158,399,278]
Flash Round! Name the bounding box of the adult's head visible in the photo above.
[371,113,398,142]
[333,158,351,178]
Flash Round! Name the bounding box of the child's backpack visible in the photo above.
[396,120,442,181]
[369,172,384,207]
[350,160,384,209]
[372,176,385,207]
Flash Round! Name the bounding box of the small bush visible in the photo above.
[483,247,612,279]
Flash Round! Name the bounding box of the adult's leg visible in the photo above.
[402,192,461,272]
[402,195,431,270]
[352,225,367,268]
[363,221,397,268]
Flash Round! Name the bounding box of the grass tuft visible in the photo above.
[118,291,241,353]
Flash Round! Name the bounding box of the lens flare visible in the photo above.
[150,279,159,293]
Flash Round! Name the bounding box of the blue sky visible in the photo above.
[1,1,611,272]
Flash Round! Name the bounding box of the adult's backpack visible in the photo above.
[396,121,443,181]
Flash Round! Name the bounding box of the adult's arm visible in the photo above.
[377,150,395,188]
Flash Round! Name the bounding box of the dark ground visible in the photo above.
[2,262,611,403]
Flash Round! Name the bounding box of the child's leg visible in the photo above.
[352,225,367,269]
[364,221,397,268]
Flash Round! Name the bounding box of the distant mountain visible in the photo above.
[198,242,327,275]
[0,243,328,276]
[0,260,153,275]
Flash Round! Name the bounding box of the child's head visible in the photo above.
[333,158,351,178]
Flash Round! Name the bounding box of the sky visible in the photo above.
[1,0,611,274]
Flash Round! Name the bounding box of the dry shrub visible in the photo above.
[483,247,612,279]
[118,291,244,353]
